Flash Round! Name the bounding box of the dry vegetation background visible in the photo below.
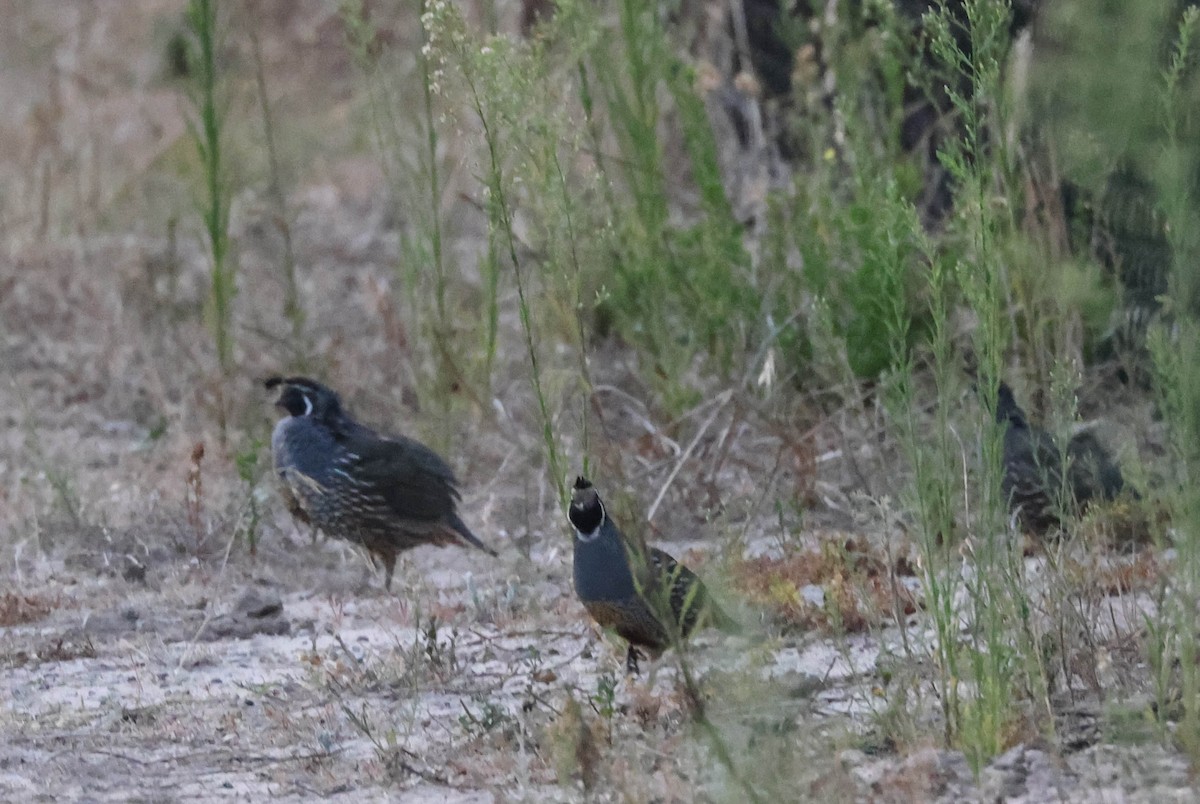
[1,1,1198,801]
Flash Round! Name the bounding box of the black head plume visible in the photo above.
[995,382,1028,428]
[568,476,605,533]
[264,376,343,419]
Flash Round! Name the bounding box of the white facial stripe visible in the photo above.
[301,393,313,416]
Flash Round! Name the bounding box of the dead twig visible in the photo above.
[647,390,733,522]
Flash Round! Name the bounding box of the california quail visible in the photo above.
[265,376,495,590]
[996,382,1065,534]
[994,382,1131,535]
[1065,429,1133,507]
[567,476,737,675]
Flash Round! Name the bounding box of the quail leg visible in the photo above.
[377,548,398,592]
[625,645,642,676]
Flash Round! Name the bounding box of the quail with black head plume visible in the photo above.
[568,476,737,675]
[994,381,1131,535]
[265,376,495,590]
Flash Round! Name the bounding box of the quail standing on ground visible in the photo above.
[266,376,495,590]
[995,382,1130,535]
[568,476,737,675]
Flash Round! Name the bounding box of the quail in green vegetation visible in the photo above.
[568,476,738,675]
[995,382,1132,535]
[1065,428,1136,509]
[266,376,495,590]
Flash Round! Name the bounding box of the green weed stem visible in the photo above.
[466,71,566,500]
[185,0,234,438]
[248,22,305,370]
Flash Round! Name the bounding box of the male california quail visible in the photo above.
[995,382,1130,534]
[265,376,495,590]
[568,476,737,675]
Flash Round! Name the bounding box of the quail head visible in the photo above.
[567,476,737,675]
[995,382,1065,534]
[994,382,1132,535]
[265,376,495,590]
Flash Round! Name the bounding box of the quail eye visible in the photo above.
[301,393,313,416]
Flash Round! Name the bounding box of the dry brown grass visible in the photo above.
[0,591,60,626]
[731,539,920,634]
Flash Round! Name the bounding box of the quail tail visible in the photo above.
[449,512,497,557]
[708,601,741,635]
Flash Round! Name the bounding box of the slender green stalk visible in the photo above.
[1151,5,1200,759]
[927,0,1056,765]
[679,657,764,804]
[248,22,304,369]
[466,72,565,500]
[344,0,471,417]
[575,62,620,221]
[550,146,593,484]
[185,0,234,438]
[876,172,965,746]
[16,382,82,526]
[416,0,451,402]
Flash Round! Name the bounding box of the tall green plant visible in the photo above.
[925,0,1055,766]
[414,0,456,403]
[421,4,577,499]
[759,1,930,385]
[873,190,974,758]
[581,0,756,407]
[343,0,468,417]
[875,182,967,748]
[184,0,235,437]
[1149,5,1200,759]
[248,21,305,370]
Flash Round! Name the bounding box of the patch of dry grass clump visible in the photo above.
[731,539,919,634]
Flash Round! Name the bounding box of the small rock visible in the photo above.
[874,747,972,802]
[234,588,283,619]
[982,744,1071,802]
[198,613,290,641]
[122,556,147,583]
[985,744,1031,800]
[195,588,290,641]
[84,607,140,637]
